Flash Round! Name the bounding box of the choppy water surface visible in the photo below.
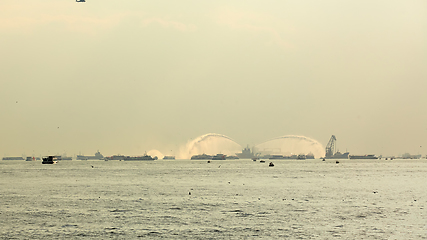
[1,159,426,239]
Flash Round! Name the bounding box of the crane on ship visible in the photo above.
[325,135,336,158]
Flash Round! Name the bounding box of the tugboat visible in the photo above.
[42,156,58,164]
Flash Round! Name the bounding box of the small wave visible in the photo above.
[138,231,161,237]
[293,209,308,212]
[236,213,253,217]
[75,233,90,237]
[204,229,223,233]
[227,209,243,213]
[257,211,270,215]
[61,224,78,228]
[110,209,130,213]
[105,227,118,230]
[169,207,182,210]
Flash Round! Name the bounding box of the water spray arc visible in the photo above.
[179,133,242,159]
[187,133,240,153]
[177,133,324,159]
[254,135,325,158]
[256,135,323,146]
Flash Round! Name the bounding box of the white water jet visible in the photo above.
[255,135,325,158]
[147,149,164,159]
[178,133,242,159]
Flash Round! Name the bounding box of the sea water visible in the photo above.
[1,159,426,239]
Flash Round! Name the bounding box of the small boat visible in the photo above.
[42,156,58,164]
[252,157,259,161]
[269,162,274,167]
[260,160,265,163]
[26,156,36,161]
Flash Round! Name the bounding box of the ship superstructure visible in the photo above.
[236,145,259,159]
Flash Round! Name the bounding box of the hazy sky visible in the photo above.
[1,0,426,157]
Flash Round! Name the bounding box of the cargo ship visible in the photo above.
[349,155,378,159]
[327,151,350,159]
[212,154,226,160]
[105,155,125,160]
[124,154,155,161]
[77,151,104,160]
[268,155,286,159]
[191,154,212,160]
[2,156,24,160]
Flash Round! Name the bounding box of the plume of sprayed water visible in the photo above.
[147,149,164,159]
[254,135,325,158]
[178,133,242,159]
